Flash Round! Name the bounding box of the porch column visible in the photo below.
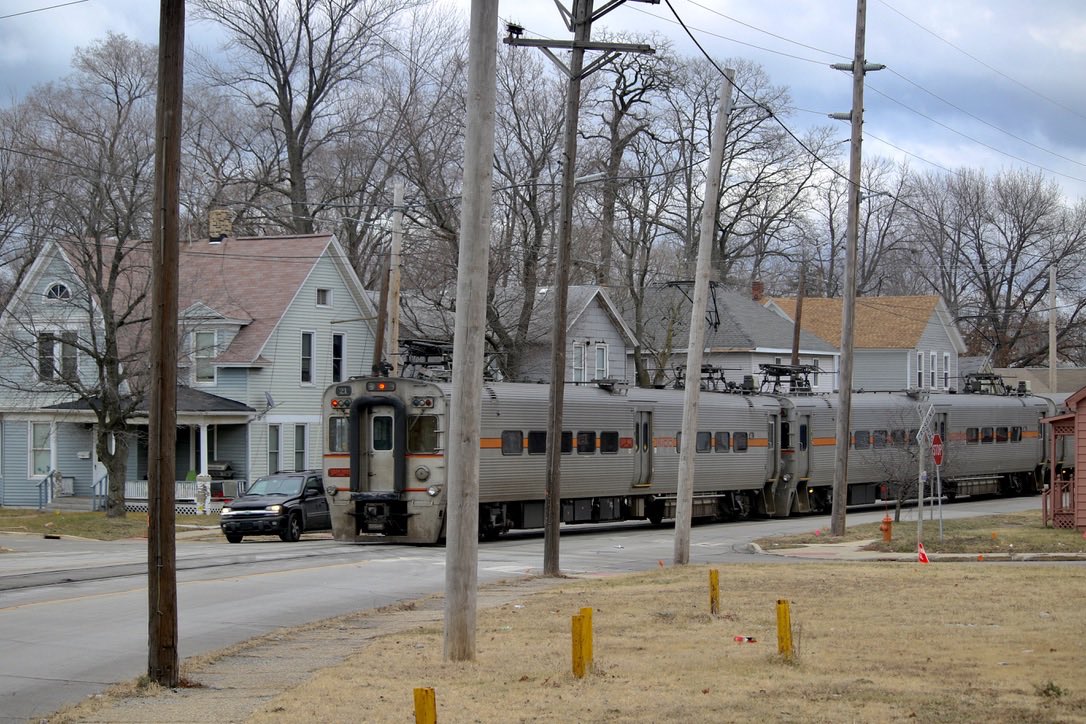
[199,423,209,476]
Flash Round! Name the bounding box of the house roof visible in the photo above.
[631,285,837,354]
[178,234,345,364]
[46,385,255,414]
[766,295,963,351]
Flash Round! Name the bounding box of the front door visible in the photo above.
[367,406,398,492]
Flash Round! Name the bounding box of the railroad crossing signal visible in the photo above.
[932,433,944,466]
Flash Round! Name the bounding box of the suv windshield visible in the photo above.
[246,476,304,496]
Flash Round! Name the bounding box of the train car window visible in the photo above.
[675,431,681,452]
[995,426,1008,443]
[528,431,547,454]
[780,421,791,449]
[600,431,619,454]
[799,424,808,451]
[696,431,711,453]
[407,416,438,453]
[733,431,748,452]
[1011,426,1022,442]
[561,431,573,454]
[891,429,906,447]
[981,427,994,443]
[501,430,524,456]
[872,430,888,448]
[577,431,596,454]
[966,427,979,444]
[373,415,393,451]
[328,417,349,453]
[715,431,730,453]
[854,430,870,449]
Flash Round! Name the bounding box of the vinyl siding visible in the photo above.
[853,349,909,391]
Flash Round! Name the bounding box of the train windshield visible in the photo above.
[328,417,349,453]
[408,415,438,453]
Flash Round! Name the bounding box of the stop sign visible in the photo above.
[932,433,944,466]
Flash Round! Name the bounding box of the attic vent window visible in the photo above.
[316,288,332,306]
[46,283,71,301]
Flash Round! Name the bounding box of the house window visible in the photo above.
[46,283,71,300]
[301,332,314,384]
[594,344,608,380]
[194,330,216,384]
[294,424,307,470]
[807,359,820,386]
[930,352,937,388]
[316,288,332,307]
[943,353,950,389]
[916,352,923,388]
[30,422,53,476]
[332,333,344,383]
[37,331,77,381]
[268,424,281,473]
[572,343,585,383]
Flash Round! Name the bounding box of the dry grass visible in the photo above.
[0,508,219,541]
[247,563,1086,724]
[757,509,1086,555]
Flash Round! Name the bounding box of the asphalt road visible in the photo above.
[0,497,1040,722]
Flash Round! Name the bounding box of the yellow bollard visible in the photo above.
[709,569,720,615]
[579,607,594,669]
[413,687,436,724]
[572,614,586,678]
[776,599,793,660]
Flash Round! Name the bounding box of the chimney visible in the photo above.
[751,279,764,302]
[208,208,232,244]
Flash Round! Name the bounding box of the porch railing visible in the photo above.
[91,474,108,512]
[36,469,55,511]
[124,479,247,501]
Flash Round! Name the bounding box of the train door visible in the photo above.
[793,414,811,481]
[767,414,779,482]
[367,406,398,492]
[633,409,654,486]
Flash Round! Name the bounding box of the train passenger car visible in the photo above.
[322,377,779,543]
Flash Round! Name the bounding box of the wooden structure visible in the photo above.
[1041,385,1086,531]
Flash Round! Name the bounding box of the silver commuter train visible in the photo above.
[322,370,1069,544]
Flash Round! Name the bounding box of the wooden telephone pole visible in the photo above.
[147,0,184,687]
[505,0,655,578]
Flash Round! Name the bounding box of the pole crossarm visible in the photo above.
[505,37,653,80]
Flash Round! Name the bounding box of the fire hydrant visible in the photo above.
[879,515,893,543]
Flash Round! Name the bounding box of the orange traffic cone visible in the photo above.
[918,542,930,564]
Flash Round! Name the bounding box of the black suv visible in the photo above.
[220,471,330,543]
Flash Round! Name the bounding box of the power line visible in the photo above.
[0,0,87,21]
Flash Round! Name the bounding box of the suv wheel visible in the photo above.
[280,512,303,542]
[225,533,243,544]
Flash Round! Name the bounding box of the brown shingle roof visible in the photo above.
[768,296,940,349]
[178,234,334,363]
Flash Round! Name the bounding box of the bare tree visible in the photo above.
[2,34,158,517]
[193,0,421,235]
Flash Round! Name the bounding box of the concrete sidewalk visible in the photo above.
[753,538,1086,562]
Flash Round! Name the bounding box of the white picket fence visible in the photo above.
[122,479,247,515]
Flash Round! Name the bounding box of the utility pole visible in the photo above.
[389,180,404,376]
[147,0,184,687]
[674,68,735,566]
[1049,264,1057,393]
[505,0,655,578]
[790,253,806,366]
[444,0,498,663]
[828,0,882,537]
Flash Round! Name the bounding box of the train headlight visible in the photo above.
[415,465,432,482]
[782,473,792,483]
[325,484,338,497]
[426,484,442,497]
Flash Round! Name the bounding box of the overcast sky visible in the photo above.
[2,0,1084,201]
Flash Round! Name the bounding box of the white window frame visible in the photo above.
[930,352,937,388]
[37,330,77,382]
[316,288,332,307]
[194,330,216,385]
[943,353,951,389]
[45,282,71,301]
[294,423,308,471]
[572,343,585,383]
[300,331,315,385]
[332,333,345,383]
[268,424,281,474]
[594,343,608,380]
[29,421,55,478]
[916,351,923,388]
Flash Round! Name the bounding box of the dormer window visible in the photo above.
[46,283,71,301]
[194,330,217,384]
[316,288,332,307]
